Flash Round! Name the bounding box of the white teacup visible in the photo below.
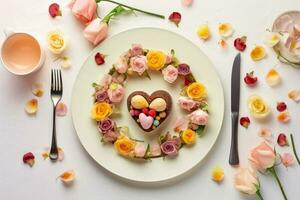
[0,28,45,75]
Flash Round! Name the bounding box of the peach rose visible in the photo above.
[69,0,97,24]
[83,18,108,46]
[130,44,143,56]
[162,65,178,83]
[107,83,125,103]
[130,56,148,75]
[248,141,276,171]
[234,167,259,195]
[189,109,209,125]
[114,56,128,74]
[177,96,199,111]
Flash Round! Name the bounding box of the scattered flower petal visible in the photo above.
[277,102,287,112]
[234,36,247,51]
[31,82,44,97]
[244,71,258,86]
[95,52,105,65]
[197,24,211,40]
[42,151,49,160]
[277,133,288,146]
[25,99,38,115]
[265,32,281,47]
[211,166,224,183]
[23,152,35,167]
[250,46,266,61]
[218,23,234,38]
[181,0,193,6]
[49,3,62,18]
[258,128,272,139]
[240,117,250,128]
[277,112,290,123]
[218,39,227,48]
[58,147,64,161]
[58,170,75,184]
[265,68,281,87]
[56,102,67,117]
[288,90,300,102]
[168,12,181,27]
[61,56,71,69]
[281,153,294,167]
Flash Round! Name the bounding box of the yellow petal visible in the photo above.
[61,56,71,69]
[31,82,44,97]
[197,24,211,40]
[265,32,281,47]
[211,166,224,182]
[41,151,49,160]
[277,112,290,123]
[58,170,75,184]
[288,90,300,102]
[265,68,281,87]
[25,99,38,114]
[218,23,234,38]
[250,46,266,61]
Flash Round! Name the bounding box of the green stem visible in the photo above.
[97,0,165,19]
[267,166,288,200]
[256,190,264,200]
[290,134,300,166]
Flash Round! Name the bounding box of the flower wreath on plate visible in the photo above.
[91,44,209,160]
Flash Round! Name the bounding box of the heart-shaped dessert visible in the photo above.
[127,90,172,132]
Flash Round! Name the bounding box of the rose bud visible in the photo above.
[23,152,35,167]
[168,12,181,27]
[95,52,105,65]
[277,133,288,147]
[240,117,250,128]
[244,71,257,86]
[277,102,287,112]
[49,3,62,18]
[234,36,247,51]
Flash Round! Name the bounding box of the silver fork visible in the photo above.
[49,69,63,161]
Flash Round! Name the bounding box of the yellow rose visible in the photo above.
[146,50,166,70]
[47,30,66,54]
[248,95,270,119]
[181,129,197,145]
[91,102,112,121]
[114,136,136,157]
[211,166,224,182]
[197,24,211,40]
[186,82,207,100]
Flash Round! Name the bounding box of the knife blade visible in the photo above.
[229,53,241,166]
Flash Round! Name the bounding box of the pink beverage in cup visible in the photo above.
[1,29,45,75]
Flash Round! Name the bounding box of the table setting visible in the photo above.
[0,0,300,200]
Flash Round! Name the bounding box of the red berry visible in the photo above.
[277,102,287,112]
[49,3,61,18]
[142,108,149,115]
[148,109,156,118]
[234,36,247,51]
[240,117,250,128]
[134,110,140,116]
[95,52,105,65]
[244,71,257,86]
[168,12,181,27]
[277,133,288,146]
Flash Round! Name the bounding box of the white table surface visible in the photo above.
[0,0,299,199]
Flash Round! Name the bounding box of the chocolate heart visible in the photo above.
[127,90,172,132]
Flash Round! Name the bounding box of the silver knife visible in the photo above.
[229,53,241,166]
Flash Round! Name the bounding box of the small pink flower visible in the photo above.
[134,143,146,158]
[69,0,97,25]
[95,90,109,102]
[181,0,193,6]
[112,74,126,84]
[173,117,189,132]
[83,18,108,46]
[107,84,125,103]
[177,96,199,111]
[165,54,173,64]
[161,140,178,156]
[150,143,161,156]
[130,44,143,56]
[130,56,148,75]
[102,130,119,143]
[162,65,178,83]
[114,56,128,74]
[100,74,112,90]
[281,153,294,167]
[189,109,209,125]
[98,118,114,133]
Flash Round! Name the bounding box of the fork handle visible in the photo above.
[49,105,58,161]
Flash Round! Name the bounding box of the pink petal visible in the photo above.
[182,0,193,6]
[281,153,294,167]
[56,102,67,117]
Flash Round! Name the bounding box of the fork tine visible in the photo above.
[59,69,63,92]
[51,69,54,91]
[55,69,59,92]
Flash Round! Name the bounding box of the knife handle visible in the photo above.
[229,112,239,166]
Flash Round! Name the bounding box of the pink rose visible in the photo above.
[112,74,126,84]
[130,56,148,75]
[100,74,112,90]
[248,141,276,171]
[165,54,173,65]
[234,167,259,195]
[114,56,128,74]
[150,143,161,157]
[69,0,97,24]
[83,18,108,46]
[189,109,209,125]
[107,84,125,103]
[161,140,178,156]
[130,44,143,56]
[178,96,199,111]
[173,117,189,132]
[134,143,146,158]
[102,130,119,143]
[162,65,178,83]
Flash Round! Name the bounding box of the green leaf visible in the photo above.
[144,144,150,158]
[142,71,151,80]
[108,67,116,75]
[196,125,206,137]
[200,102,209,112]
[92,82,99,88]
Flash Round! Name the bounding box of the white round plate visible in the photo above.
[71,27,224,183]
